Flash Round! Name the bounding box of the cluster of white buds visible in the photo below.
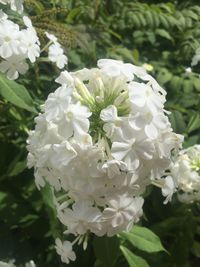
[0,0,24,14]
[0,9,40,80]
[169,145,200,203]
[27,59,183,264]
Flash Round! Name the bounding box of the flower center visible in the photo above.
[66,111,73,119]
[190,157,200,174]
[4,36,11,42]
[74,77,131,142]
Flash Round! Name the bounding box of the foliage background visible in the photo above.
[0,0,200,266]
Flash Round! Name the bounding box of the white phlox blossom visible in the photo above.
[0,260,36,267]
[55,238,76,264]
[45,31,68,69]
[169,145,200,203]
[0,11,40,80]
[0,261,16,267]
[191,47,200,66]
[0,0,24,14]
[27,59,183,264]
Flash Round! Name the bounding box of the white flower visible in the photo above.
[55,70,74,88]
[161,176,176,204]
[0,10,8,21]
[24,261,36,267]
[98,58,136,81]
[55,238,76,264]
[0,55,28,80]
[169,145,200,203]
[103,195,144,236]
[111,137,155,170]
[48,42,68,69]
[45,31,58,43]
[44,86,72,121]
[101,159,127,179]
[0,14,40,79]
[191,47,200,66]
[100,105,132,140]
[0,261,16,267]
[57,103,91,138]
[27,59,182,263]
[20,28,40,62]
[185,67,192,73]
[0,0,24,13]
[128,82,165,114]
[0,20,20,58]
[10,0,24,13]
[51,141,77,169]
[130,110,169,139]
[142,63,153,72]
[58,201,101,235]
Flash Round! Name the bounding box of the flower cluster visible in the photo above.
[169,145,200,203]
[0,0,24,13]
[27,59,183,264]
[45,32,68,69]
[0,12,40,80]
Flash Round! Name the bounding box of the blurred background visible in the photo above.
[0,0,200,266]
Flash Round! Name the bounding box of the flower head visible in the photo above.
[27,59,182,264]
[169,145,200,203]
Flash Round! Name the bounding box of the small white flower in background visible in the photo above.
[24,261,36,267]
[191,47,200,66]
[45,31,58,43]
[0,261,16,267]
[55,238,76,264]
[185,67,192,73]
[169,145,200,203]
[45,31,68,69]
[161,176,176,204]
[0,10,40,80]
[20,16,40,63]
[0,10,8,21]
[0,0,24,14]
[27,59,183,264]
[48,42,68,69]
[0,260,36,267]
[142,63,154,72]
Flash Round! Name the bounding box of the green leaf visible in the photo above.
[0,74,37,113]
[192,241,200,258]
[120,225,165,253]
[156,29,173,41]
[93,236,120,267]
[40,185,60,238]
[93,259,105,267]
[0,192,7,204]
[157,68,172,85]
[41,185,56,214]
[169,111,186,134]
[8,160,27,177]
[193,77,200,92]
[120,246,150,267]
[186,113,200,133]
[184,135,200,148]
